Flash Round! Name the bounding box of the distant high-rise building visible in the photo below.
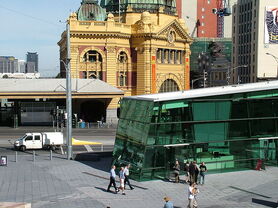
[26,62,36,73]
[178,0,237,38]
[232,0,278,84]
[26,52,38,73]
[0,56,18,73]
[18,60,26,73]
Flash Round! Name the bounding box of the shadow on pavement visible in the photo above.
[77,153,113,172]
[229,186,271,198]
[252,198,278,207]
[95,186,111,193]
[83,171,148,190]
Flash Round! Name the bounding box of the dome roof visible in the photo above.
[100,0,176,16]
[77,0,107,21]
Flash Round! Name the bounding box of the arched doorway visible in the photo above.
[80,100,106,122]
[159,79,180,93]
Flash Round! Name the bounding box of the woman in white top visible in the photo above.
[187,182,199,208]
[119,167,126,195]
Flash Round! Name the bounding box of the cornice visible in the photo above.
[71,32,131,39]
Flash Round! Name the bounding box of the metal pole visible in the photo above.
[33,151,35,162]
[66,22,73,160]
[15,151,17,162]
[50,150,53,161]
[119,0,121,23]
[227,67,230,85]
[203,70,205,88]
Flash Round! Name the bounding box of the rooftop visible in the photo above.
[127,80,278,102]
[0,78,123,94]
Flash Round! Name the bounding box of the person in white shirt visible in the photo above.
[124,164,134,190]
[107,165,119,193]
[119,167,126,195]
[187,182,199,208]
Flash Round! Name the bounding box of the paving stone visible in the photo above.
[0,155,277,208]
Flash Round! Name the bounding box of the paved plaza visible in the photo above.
[0,153,277,208]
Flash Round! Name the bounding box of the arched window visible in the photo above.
[83,50,102,63]
[159,79,179,93]
[117,51,128,87]
[81,50,103,80]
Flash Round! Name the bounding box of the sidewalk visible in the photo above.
[0,155,277,208]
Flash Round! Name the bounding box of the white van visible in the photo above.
[14,132,64,151]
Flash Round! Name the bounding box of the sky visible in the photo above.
[0,0,83,77]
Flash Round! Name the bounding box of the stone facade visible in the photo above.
[58,6,192,122]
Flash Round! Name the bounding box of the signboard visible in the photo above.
[0,156,7,166]
[265,7,278,44]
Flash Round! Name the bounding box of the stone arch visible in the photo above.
[79,46,107,80]
[79,46,106,64]
[116,48,131,65]
[157,73,183,93]
[116,48,132,87]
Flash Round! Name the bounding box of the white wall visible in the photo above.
[181,0,198,37]
[257,0,278,78]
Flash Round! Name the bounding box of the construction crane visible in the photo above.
[212,0,231,38]
[186,16,200,38]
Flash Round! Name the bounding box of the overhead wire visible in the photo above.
[0,4,61,27]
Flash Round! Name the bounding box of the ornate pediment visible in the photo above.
[133,20,154,33]
[156,19,192,43]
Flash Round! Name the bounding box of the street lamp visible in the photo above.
[266,53,278,76]
[226,65,248,85]
[191,77,204,89]
[60,21,73,160]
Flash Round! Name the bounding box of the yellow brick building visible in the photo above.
[58,0,192,122]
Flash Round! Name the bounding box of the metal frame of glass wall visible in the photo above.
[113,87,278,181]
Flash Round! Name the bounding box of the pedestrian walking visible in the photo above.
[124,164,134,190]
[119,167,126,195]
[163,196,174,208]
[184,161,190,183]
[199,162,207,185]
[188,161,195,183]
[187,182,199,208]
[107,165,119,193]
[173,160,180,183]
[194,162,199,184]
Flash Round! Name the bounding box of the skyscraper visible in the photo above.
[0,56,18,74]
[26,52,38,73]
[18,60,26,73]
[178,0,237,38]
[232,0,278,84]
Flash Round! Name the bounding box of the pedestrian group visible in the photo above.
[173,160,207,208]
[107,164,134,195]
[106,161,207,208]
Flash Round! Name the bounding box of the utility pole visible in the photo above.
[66,22,72,160]
[119,0,121,23]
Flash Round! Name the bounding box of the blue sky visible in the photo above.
[0,0,82,77]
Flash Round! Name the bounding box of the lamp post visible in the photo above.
[60,21,73,160]
[266,53,278,77]
[191,77,204,89]
[226,65,248,85]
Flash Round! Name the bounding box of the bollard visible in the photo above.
[33,151,35,162]
[15,151,17,162]
[101,144,103,152]
[50,150,52,161]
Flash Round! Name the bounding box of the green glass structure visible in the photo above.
[113,81,278,181]
[100,0,177,15]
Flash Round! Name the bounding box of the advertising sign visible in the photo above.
[265,6,278,44]
[0,156,7,166]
